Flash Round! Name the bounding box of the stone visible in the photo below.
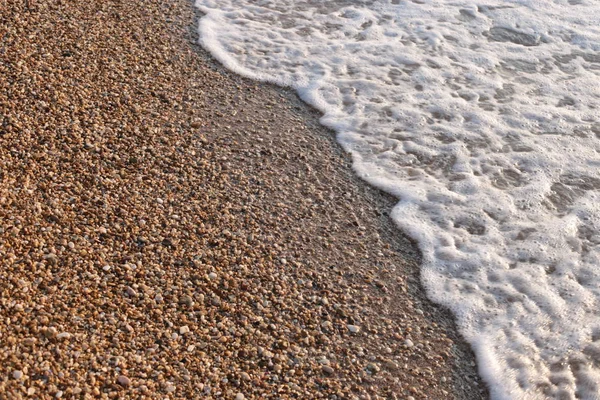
[235,394,245,400]
[117,375,131,387]
[179,295,193,306]
[57,332,71,340]
[12,370,23,380]
[322,365,334,375]
[165,383,176,393]
[347,324,360,333]
[383,359,398,370]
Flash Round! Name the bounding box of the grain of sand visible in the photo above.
[0,0,488,398]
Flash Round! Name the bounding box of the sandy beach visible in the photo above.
[0,0,487,398]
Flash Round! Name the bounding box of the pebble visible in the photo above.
[347,324,360,333]
[180,295,194,306]
[322,365,334,375]
[235,394,245,400]
[12,370,23,380]
[208,272,218,280]
[117,375,130,387]
[126,286,137,297]
[45,327,58,339]
[405,339,414,347]
[57,332,71,340]
[165,383,176,393]
[366,363,380,373]
[179,325,190,334]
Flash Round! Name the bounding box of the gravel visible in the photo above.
[0,0,488,398]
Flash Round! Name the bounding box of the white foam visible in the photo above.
[194,0,600,398]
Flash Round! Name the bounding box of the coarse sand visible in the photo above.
[0,0,488,398]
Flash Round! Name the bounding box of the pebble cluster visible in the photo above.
[0,0,488,398]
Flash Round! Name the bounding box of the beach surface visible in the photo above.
[0,0,487,398]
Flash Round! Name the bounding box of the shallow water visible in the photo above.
[194,0,600,398]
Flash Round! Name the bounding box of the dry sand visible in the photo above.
[0,0,488,398]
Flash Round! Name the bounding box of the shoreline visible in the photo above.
[0,0,487,398]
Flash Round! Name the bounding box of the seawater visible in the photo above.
[193,0,600,398]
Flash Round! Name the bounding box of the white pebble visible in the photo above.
[347,324,360,333]
[179,326,190,335]
[235,393,245,400]
[208,272,218,280]
[12,370,23,380]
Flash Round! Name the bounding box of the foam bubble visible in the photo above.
[195,0,600,398]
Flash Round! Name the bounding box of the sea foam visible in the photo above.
[194,0,600,398]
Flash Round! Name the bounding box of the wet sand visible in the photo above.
[0,0,487,398]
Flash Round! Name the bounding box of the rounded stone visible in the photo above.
[117,375,131,387]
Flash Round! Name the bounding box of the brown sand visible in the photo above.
[0,0,488,398]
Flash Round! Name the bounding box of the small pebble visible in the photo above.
[322,365,334,375]
[179,295,194,306]
[347,324,360,333]
[208,272,217,280]
[179,325,190,334]
[235,394,245,400]
[117,375,130,387]
[12,370,23,380]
